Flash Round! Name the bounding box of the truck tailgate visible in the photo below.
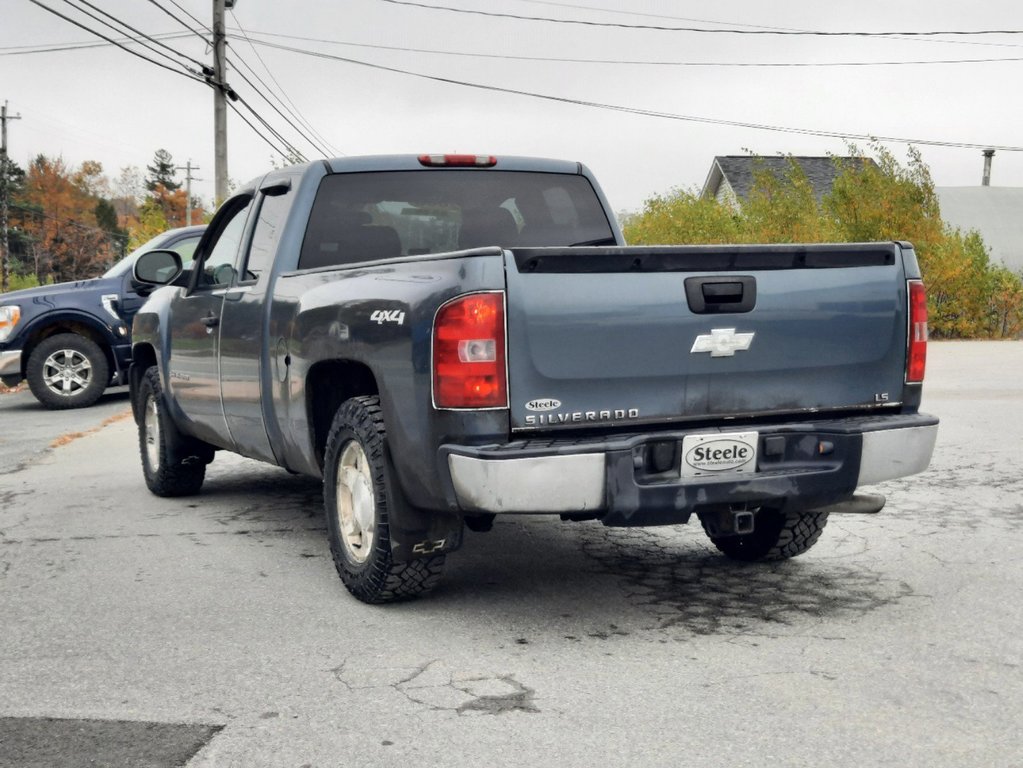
[504,244,910,432]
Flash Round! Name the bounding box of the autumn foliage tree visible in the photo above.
[16,155,126,283]
[622,146,1023,338]
[2,149,208,290]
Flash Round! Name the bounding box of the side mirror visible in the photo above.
[133,250,184,286]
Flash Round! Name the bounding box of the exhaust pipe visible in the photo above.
[817,493,886,514]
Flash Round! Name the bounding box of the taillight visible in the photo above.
[906,279,928,383]
[433,292,507,409]
[418,154,497,168]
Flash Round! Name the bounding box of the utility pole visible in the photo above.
[1,100,23,294]
[175,161,202,226]
[211,0,235,206]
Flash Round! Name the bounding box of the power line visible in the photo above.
[226,57,327,158]
[27,0,205,84]
[225,100,294,160]
[257,39,1023,152]
[0,32,194,56]
[9,24,1021,67]
[143,0,212,45]
[237,29,1023,68]
[229,11,341,156]
[378,0,1023,37]
[157,0,212,35]
[30,0,315,167]
[56,0,205,75]
[231,93,307,162]
[510,0,1023,48]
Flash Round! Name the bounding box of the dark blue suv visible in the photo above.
[0,225,205,408]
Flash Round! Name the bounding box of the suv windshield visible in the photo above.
[103,230,203,278]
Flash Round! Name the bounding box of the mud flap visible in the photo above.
[385,443,464,561]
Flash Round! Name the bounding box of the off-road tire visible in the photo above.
[137,366,207,497]
[700,506,829,561]
[26,333,110,409]
[324,396,445,604]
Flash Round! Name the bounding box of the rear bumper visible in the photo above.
[442,413,938,525]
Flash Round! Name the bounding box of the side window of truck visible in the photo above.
[196,197,254,289]
[243,190,291,283]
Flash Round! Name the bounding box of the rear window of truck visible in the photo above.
[298,170,615,270]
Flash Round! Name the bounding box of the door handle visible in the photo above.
[201,312,220,328]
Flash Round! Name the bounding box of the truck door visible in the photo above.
[217,179,294,465]
[165,196,254,448]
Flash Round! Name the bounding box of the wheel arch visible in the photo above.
[305,359,380,471]
[22,314,117,380]
[129,343,159,424]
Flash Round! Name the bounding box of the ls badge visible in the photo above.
[691,328,755,357]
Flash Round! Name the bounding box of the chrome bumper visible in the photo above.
[0,349,22,380]
[448,453,606,513]
[446,420,939,515]
[857,424,938,486]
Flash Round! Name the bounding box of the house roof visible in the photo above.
[936,187,1023,273]
[702,155,878,202]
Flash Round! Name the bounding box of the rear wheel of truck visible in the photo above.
[26,333,110,409]
[700,506,829,561]
[324,396,445,604]
[137,366,208,497]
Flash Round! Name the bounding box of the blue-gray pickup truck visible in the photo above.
[129,154,938,604]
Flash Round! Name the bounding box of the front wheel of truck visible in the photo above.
[137,366,209,497]
[324,396,445,604]
[700,506,829,561]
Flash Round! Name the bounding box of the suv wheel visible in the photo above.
[26,333,110,409]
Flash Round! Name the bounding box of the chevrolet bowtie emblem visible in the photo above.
[691,328,755,357]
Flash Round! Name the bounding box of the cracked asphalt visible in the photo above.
[1,341,1021,767]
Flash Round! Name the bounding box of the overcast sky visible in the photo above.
[3,0,1023,214]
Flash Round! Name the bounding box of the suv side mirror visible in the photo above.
[133,250,184,286]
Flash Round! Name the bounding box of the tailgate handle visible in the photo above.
[703,282,743,301]
[685,276,756,314]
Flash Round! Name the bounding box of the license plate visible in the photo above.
[681,431,759,478]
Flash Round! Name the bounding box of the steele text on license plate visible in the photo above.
[680,431,759,478]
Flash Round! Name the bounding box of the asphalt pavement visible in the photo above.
[0,385,132,473]
[0,342,1021,768]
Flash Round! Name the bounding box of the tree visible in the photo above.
[148,183,191,229]
[988,265,1023,338]
[1,153,28,291]
[74,159,110,198]
[95,199,128,259]
[127,198,170,250]
[145,149,180,193]
[19,155,117,282]
[114,165,144,220]
[621,188,741,246]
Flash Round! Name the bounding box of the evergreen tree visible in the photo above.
[145,149,180,193]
